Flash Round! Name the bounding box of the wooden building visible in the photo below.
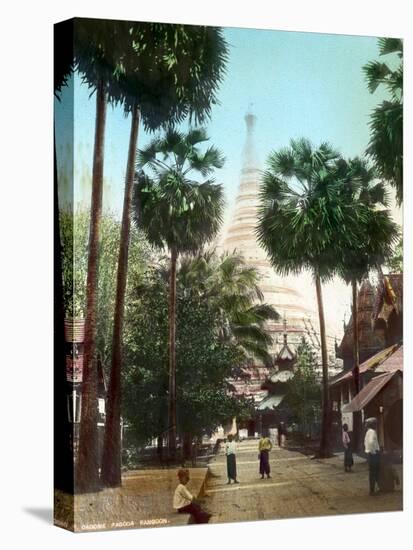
[64,318,107,459]
[330,274,403,451]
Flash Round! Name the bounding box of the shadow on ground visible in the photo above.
[23,507,53,524]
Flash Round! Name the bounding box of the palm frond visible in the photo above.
[363,61,391,93]
[378,37,403,56]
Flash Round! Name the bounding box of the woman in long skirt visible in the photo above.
[258,435,273,479]
[225,434,239,484]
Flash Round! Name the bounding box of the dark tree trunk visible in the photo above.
[315,274,331,458]
[182,433,193,461]
[76,79,107,493]
[157,435,164,462]
[101,103,140,487]
[351,278,362,451]
[54,126,74,494]
[167,247,178,459]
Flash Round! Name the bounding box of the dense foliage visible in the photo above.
[364,38,403,204]
[60,208,150,370]
[388,237,403,273]
[122,263,254,446]
[285,340,321,438]
[334,157,399,284]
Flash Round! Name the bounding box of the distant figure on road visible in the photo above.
[342,423,354,472]
[225,434,239,484]
[364,418,381,496]
[258,435,273,479]
[277,422,287,447]
[173,469,211,523]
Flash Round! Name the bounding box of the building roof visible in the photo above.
[342,370,400,413]
[372,274,403,326]
[257,393,285,411]
[337,280,376,358]
[375,345,403,373]
[330,343,402,387]
[269,370,294,383]
[337,274,403,360]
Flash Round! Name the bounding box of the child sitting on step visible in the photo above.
[173,469,211,524]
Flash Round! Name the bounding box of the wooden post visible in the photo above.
[378,406,385,451]
[352,279,362,452]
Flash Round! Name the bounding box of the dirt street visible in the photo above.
[201,438,402,524]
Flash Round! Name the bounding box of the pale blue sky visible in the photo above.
[54,25,400,335]
[55,26,388,220]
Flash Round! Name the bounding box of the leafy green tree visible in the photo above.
[257,138,365,457]
[363,38,403,204]
[285,340,321,438]
[103,23,228,487]
[133,127,225,458]
[59,208,149,371]
[122,265,253,458]
[388,237,403,273]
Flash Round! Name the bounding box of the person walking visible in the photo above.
[342,423,354,472]
[258,434,273,479]
[225,434,239,484]
[173,469,211,523]
[364,418,381,495]
[277,421,287,448]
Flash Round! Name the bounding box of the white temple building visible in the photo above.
[219,110,342,386]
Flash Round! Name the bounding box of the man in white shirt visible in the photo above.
[364,418,381,495]
[173,469,211,523]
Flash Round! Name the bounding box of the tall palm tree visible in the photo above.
[179,251,279,365]
[73,19,130,493]
[257,138,364,458]
[101,24,228,487]
[133,128,225,458]
[364,38,403,204]
[335,157,399,448]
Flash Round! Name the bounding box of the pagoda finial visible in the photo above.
[242,104,258,171]
[244,110,256,133]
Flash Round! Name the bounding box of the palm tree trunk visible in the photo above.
[351,278,362,451]
[76,79,107,493]
[101,103,140,487]
[168,247,178,459]
[315,274,331,458]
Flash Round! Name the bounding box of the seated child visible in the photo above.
[173,468,211,524]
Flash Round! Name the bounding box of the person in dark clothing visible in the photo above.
[342,423,354,472]
[258,435,273,479]
[225,434,239,484]
[277,422,287,447]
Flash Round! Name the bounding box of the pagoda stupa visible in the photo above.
[221,109,328,360]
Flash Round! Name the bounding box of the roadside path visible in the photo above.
[201,439,402,524]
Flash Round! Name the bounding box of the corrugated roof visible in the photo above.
[330,343,400,386]
[375,345,403,372]
[341,371,399,413]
